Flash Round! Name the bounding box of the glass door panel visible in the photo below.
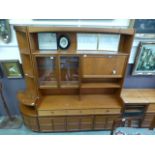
[60,56,79,88]
[36,56,58,88]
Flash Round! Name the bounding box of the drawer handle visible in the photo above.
[106,110,110,112]
[51,111,54,114]
[112,70,116,75]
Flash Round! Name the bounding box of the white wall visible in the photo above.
[0,25,21,61]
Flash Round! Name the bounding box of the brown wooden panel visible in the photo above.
[94,115,120,130]
[82,55,126,77]
[22,115,39,131]
[141,114,155,128]
[28,27,134,35]
[54,125,66,132]
[40,125,54,132]
[25,77,37,97]
[21,54,33,76]
[39,117,53,125]
[16,31,30,54]
[94,108,121,114]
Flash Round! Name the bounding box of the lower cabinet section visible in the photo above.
[22,112,155,132]
[22,115,39,131]
[22,113,120,132]
[38,115,120,132]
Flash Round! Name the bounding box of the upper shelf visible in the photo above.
[32,51,129,56]
[26,27,135,35]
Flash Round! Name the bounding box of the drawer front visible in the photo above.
[38,108,121,116]
[141,114,154,128]
[94,108,121,114]
[38,110,67,116]
[94,115,120,130]
[39,117,65,125]
[66,109,93,115]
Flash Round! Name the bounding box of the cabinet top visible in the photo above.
[14,26,135,35]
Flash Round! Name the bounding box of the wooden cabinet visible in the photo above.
[15,26,134,132]
[121,89,155,128]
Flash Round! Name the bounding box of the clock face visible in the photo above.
[58,35,70,50]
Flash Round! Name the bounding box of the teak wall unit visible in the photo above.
[15,26,135,132]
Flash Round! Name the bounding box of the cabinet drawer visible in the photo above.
[94,108,121,114]
[38,109,94,116]
[66,109,93,115]
[38,110,66,116]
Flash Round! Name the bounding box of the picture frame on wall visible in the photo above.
[132,42,155,75]
[1,60,23,78]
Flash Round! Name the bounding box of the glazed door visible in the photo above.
[35,56,58,88]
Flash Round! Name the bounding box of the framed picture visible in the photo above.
[1,60,23,78]
[134,19,155,33]
[132,42,155,75]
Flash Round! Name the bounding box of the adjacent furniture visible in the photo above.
[15,26,135,132]
[121,89,155,128]
[111,117,143,135]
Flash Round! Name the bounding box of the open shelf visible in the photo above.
[38,94,122,110]
[33,50,129,56]
[81,82,121,89]
[39,81,58,89]
[60,81,79,88]
[17,91,37,106]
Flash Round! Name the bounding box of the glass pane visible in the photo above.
[36,57,57,88]
[60,56,79,88]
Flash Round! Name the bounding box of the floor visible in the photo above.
[0,116,155,135]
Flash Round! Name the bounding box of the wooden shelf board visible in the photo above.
[19,104,37,116]
[21,52,30,55]
[81,82,121,88]
[39,85,58,89]
[38,95,121,110]
[17,91,36,106]
[39,81,58,89]
[33,51,58,55]
[83,75,122,78]
[27,26,134,35]
[60,82,79,88]
[24,74,34,78]
[33,51,129,56]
